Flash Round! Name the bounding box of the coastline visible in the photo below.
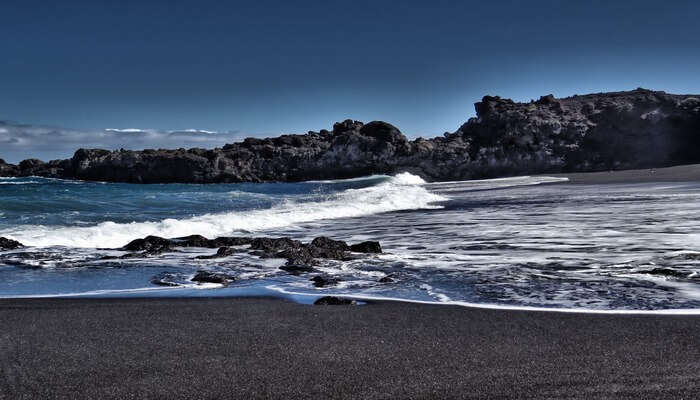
[2,297,699,399]
[552,163,700,184]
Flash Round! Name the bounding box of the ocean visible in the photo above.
[1,173,699,312]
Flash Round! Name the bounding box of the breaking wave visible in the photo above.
[4,172,447,248]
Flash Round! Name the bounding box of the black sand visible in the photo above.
[555,163,700,184]
[1,297,698,399]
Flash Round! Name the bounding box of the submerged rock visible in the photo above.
[117,234,382,276]
[279,263,316,274]
[123,235,253,254]
[171,234,212,247]
[122,236,173,252]
[191,271,236,285]
[349,241,382,253]
[314,296,357,306]
[195,246,240,259]
[0,237,24,250]
[642,267,689,278]
[173,235,252,248]
[310,236,350,251]
[151,272,185,287]
[311,275,340,287]
[249,237,302,252]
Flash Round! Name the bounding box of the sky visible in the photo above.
[1,0,700,162]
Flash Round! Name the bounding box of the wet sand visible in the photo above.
[554,163,700,184]
[1,297,698,399]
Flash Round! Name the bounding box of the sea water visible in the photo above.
[1,173,699,312]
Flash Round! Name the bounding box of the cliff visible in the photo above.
[2,88,699,183]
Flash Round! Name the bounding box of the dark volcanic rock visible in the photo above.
[349,241,382,253]
[124,235,254,252]
[171,235,213,247]
[314,296,357,306]
[249,238,302,252]
[151,272,185,287]
[173,235,252,248]
[211,237,253,247]
[0,159,19,176]
[642,267,689,278]
[275,247,317,265]
[4,89,700,182]
[122,236,173,252]
[310,237,350,251]
[279,263,316,274]
[191,271,236,284]
[311,275,340,287]
[0,237,24,250]
[195,246,239,259]
[273,236,356,274]
[115,234,379,276]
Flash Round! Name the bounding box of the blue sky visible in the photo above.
[1,0,699,162]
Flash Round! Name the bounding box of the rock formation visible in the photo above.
[2,89,699,183]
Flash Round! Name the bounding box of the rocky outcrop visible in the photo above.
[117,234,382,275]
[0,159,19,176]
[0,237,24,250]
[2,89,699,182]
[195,246,240,259]
[349,241,382,254]
[123,235,252,252]
[449,89,700,177]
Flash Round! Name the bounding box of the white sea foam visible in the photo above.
[0,180,43,185]
[266,286,700,315]
[305,174,389,184]
[425,175,569,192]
[0,176,85,184]
[0,283,222,299]
[3,173,447,248]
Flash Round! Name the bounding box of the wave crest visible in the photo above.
[5,173,446,248]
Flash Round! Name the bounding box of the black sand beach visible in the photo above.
[555,163,700,184]
[1,297,698,399]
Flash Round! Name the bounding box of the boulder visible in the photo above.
[642,267,688,278]
[195,246,239,259]
[310,236,349,251]
[311,275,340,287]
[249,237,302,252]
[0,237,24,250]
[191,271,236,284]
[314,296,357,305]
[349,241,382,253]
[0,160,19,177]
[122,236,173,252]
[151,272,184,287]
[279,263,316,274]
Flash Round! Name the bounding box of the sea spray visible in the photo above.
[4,173,447,248]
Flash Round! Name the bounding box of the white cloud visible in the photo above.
[0,121,248,163]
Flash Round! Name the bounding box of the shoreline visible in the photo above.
[2,296,699,399]
[552,163,700,184]
[3,283,700,315]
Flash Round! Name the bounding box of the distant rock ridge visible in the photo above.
[2,88,699,183]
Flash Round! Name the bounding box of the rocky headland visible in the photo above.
[2,88,699,183]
